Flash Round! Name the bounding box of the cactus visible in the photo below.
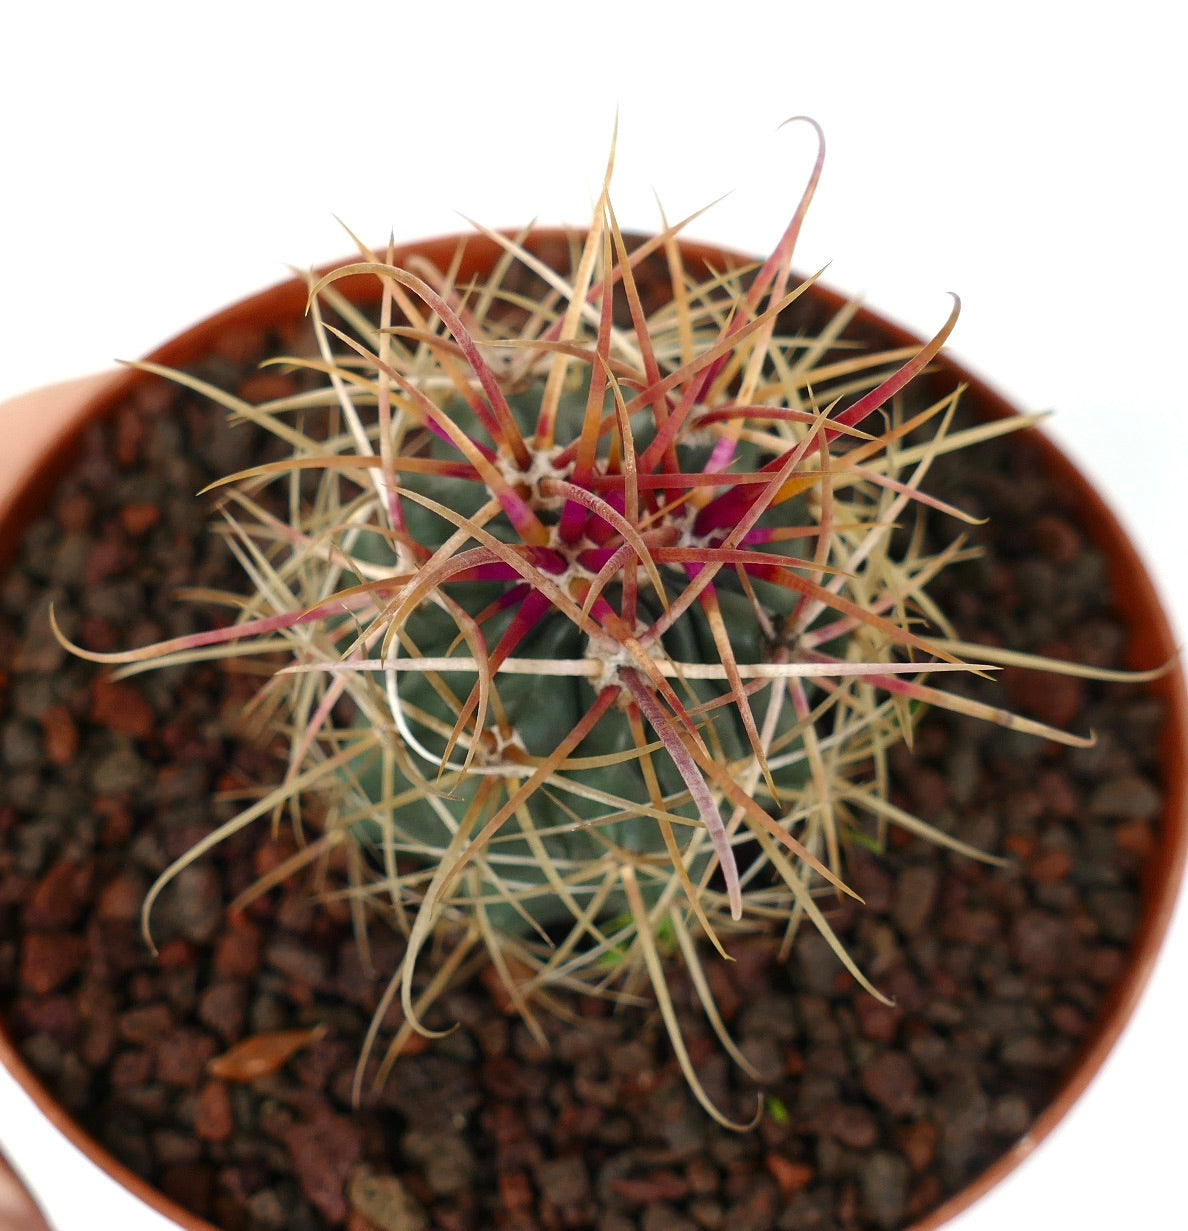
[57,120,1129,1125]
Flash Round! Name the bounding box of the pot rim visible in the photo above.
[1,227,1184,1231]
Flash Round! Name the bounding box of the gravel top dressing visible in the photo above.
[0,314,1160,1231]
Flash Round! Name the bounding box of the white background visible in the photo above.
[1,3,1185,1229]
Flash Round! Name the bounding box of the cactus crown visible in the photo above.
[59,121,1112,1125]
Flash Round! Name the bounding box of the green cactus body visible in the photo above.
[349,371,808,933]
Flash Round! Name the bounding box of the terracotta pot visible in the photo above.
[0,1149,50,1231]
[0,230,1184,1231]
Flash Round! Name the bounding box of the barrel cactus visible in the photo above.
[58,120,1106,1125]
